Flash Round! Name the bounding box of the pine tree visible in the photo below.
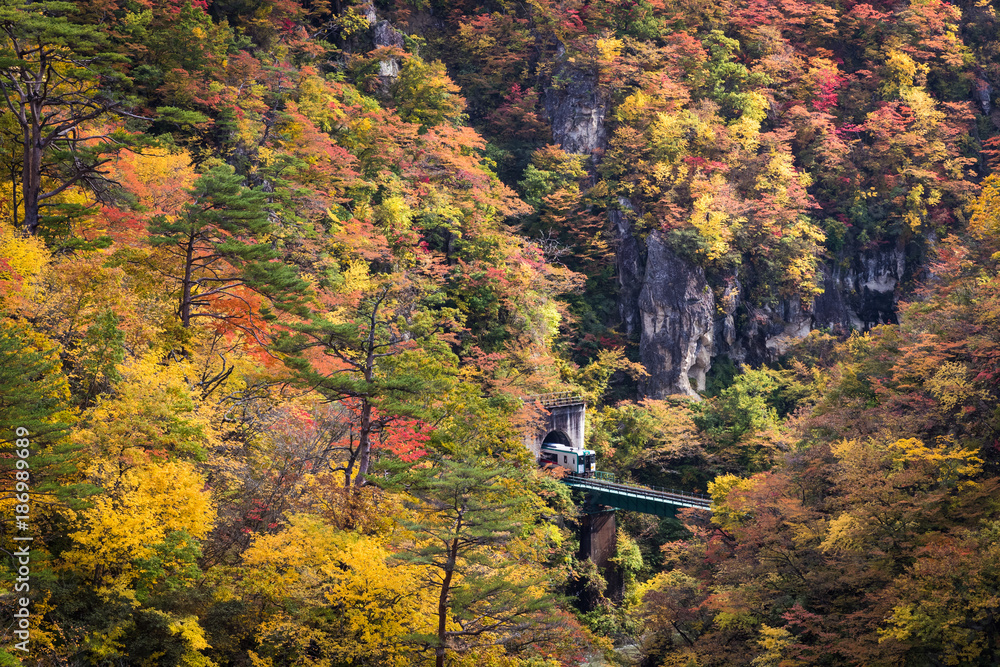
[148,163,307,331]
[392,459,556,667]
[0,321,70,446]
[0,321,95,520]
[0,0,134,236]
[273,275,457,488]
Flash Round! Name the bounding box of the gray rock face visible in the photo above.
[544,56,607,156]
[976,77,993,115]
[639,233,715,398]
[631,239,909,395]
[734,244,906,367]
[368,10,405,79]
[744,298,814,362]
[611,199,644,337]
[813,243,906,333]
[721,246,904,367]
[712,273,742,361]
[373,20,404,49]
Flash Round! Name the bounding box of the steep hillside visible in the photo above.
[1,0,1000,665]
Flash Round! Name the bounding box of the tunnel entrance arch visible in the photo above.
[521,392,586,457]
[542,430,572,446]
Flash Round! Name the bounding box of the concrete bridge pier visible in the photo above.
[577,508,622,608]
[580,509,617,569]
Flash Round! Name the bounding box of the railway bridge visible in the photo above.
[523,392,712,571]
[564,471,712,516]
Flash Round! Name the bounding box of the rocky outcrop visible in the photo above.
[711,274,742,361]
[813,243,906,333]
[711,245,905,368]
[712,244,904,366]
[544,52,608,156]
[611,199,644,337]
[742,298,815,363]
[975,76,993,115]
[373,20,404,49]
[638,233,715,398]
[365,5,405,80]
[632,239,909,394]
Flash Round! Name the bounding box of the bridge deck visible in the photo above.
[563,472,712,517]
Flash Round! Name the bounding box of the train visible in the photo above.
[539,441,597,477]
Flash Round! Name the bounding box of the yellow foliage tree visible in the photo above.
[61,458,215,592]
[968,173,1000,259]
[72,355,222,462]
[241,513,431,666]
[0,219,50,308]
[707,473,762,532]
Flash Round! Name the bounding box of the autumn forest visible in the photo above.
[1,0,1000,664]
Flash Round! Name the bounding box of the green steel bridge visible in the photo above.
[563,471,713,518]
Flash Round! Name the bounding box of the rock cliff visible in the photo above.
[638,233,715,398]
[366,5,405,80]
[541,62,912,399]
[813,244,907,332]
[610,200,644,338]
[543,52,608,157]
[625,227,911,396]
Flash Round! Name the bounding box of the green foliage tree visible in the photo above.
[590,397,706,487]
[0,321,92,512]
[274,275,457,487]
[148,163,306,330]
[0,0,133,236]
[694,368,783,471]
[393,458,556,667]
[72,308,125,406]
[0,322,71,447]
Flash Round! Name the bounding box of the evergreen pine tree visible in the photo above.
[273,278,457,487]
[0,321,96,519]
[0,0,133,236]
[148,163,307,331]
[392,458,556,667]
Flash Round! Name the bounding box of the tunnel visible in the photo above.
[542,430,572,446]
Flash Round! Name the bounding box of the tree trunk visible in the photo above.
[353,399,373,487]
[180,232,196,327]
[436,537,459,667]
[353,299,381,488]
[21,192,40,236]
[21,127,42,236]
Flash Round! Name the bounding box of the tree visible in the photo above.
[148,163,306,331]
[0,1,133,236]
[239,513,428,666]
[0,321,91,517]
[589,396,706,484]
[394,458,556,667]
[880,521,1000,665]
[391,57,467,130]
[274,268,457,488]
[48,458,217,666]
[694,368,785,471]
